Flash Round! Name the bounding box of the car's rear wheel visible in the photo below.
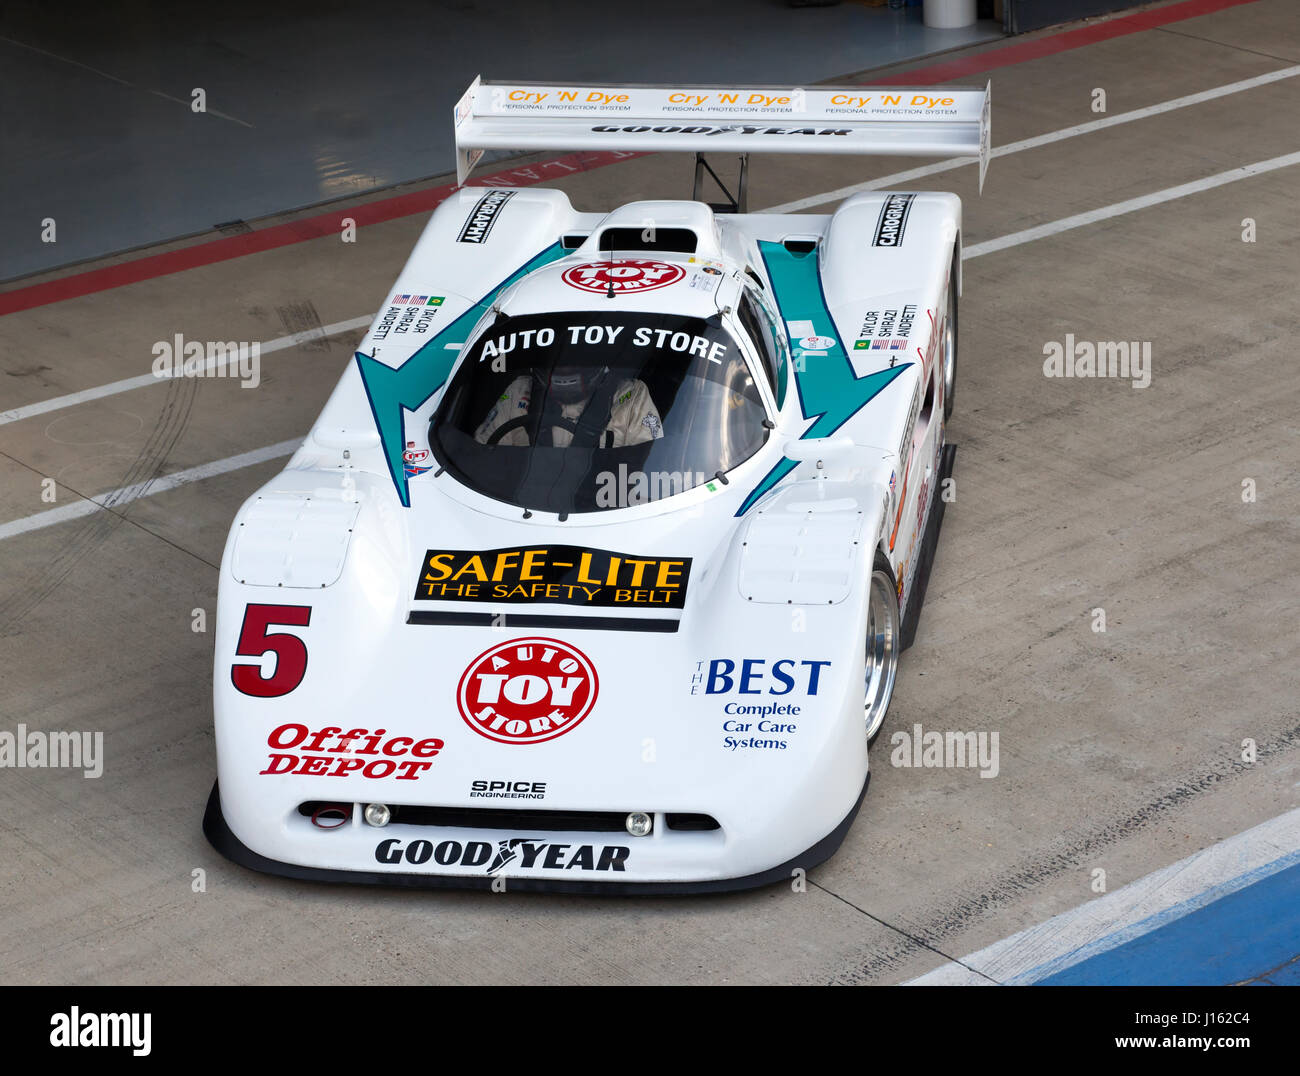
[942,246,958,421]
[864,557,901,743]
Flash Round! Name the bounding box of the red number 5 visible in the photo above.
[231,604,312,698]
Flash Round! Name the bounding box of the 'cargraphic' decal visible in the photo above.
[457,638,598,745]
[457,189,514,243]
[872,193,915,247]
[415,545,691,608]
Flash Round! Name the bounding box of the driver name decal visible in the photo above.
[561,259,685,294]
[457,638,598,745]
[415,545,691,608]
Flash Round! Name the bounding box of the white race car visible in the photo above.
[204,78,990,892]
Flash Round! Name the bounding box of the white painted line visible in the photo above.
[762,65,1300,214]
[907,807,1300,985]
[963,150,1300,260]
[0,439,300,542]
[4,145,1298,543]
[0,314,374,427]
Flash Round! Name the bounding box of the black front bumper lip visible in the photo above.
[202,772,870,896]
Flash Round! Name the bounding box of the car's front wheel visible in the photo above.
[864,555,901,743]
[942,245,959,421]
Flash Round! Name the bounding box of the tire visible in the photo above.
[942,245,958,421]
[864,553,901,744]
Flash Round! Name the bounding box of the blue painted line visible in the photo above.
[1040,857,1300,985]
[1009,844,1300,984]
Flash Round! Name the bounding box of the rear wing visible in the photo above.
[453,77,991,192]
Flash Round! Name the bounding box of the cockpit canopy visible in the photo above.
[430,310,769,514]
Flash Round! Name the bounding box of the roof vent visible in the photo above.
[580,201,722,260]
[598,227,697,254]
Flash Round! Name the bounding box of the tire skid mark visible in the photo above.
[829,721,1300,984]
[0,375,198,634]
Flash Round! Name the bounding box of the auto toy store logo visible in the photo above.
[457,189,515,243]
[151,334,260,388]
[457,638,598,745]
[561,259,685,294]
[375,836,629,874]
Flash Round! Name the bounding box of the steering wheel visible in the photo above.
[485,414,580,445]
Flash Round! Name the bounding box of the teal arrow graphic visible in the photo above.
[356,242,567,506]
[736,241,912,515]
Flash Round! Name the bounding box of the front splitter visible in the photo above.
[202,773,870,896]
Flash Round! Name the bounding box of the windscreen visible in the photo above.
[430,311,768,514]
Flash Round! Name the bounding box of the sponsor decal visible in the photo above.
[855,304,917,351]
[415,545,691,608]
[561,259,686,294]
[593,124,850,138]
[906,474,932,569]
[403,440,432,479]
[689,256,725,275]
[797,334,836,351]
[260,724,443,780]
[373,295,442,342]
[872,193,915,247]
[457,189,515,243]
[476,322,727,364]
[457,638,598,745]
[690,658,831,752]
[691,657,831,697]
[721,717,798,751]
[375,836,629,873]
[470,779,547,800]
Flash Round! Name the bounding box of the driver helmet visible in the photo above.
[547,364,602,404]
